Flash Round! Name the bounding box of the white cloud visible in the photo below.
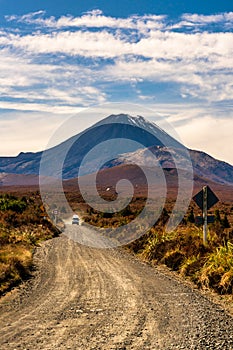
[170,12,233,30]
[5,10,165,31]
[5,10,46,23]
[2,30,129,58]
[103,55,233,102]
[0,49,107,110]
[182,12,233,24]
[85,9,103,16]
[2,28,232,60]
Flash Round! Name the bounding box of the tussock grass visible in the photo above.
[200,242,233,294]
[128,224,233,296]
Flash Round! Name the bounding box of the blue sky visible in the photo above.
[0,1,232,164]
[1,0,232,18]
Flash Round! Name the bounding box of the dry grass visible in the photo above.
[128,225,233,295]
[0,244,32,294]
[0,193,59,295]
[200,242,233,294]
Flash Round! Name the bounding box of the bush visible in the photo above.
[0,195,27,213]
[200,242,233,294]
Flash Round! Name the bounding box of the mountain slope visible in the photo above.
[190,149,233,185]
[0,151,42,176]
[0,172,39,187]
[110,145,233,185]
[64,163,233,202]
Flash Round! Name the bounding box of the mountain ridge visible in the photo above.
[108,145,233,186]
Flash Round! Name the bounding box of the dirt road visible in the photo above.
[0,226,233,349]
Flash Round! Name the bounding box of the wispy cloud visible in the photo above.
[181,12,233,25]
[5,10,166,31]
[169,12,233,30]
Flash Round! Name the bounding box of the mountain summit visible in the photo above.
[41,113,185,178]
[94,114,182,148]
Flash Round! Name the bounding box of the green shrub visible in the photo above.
[0,195,27,213]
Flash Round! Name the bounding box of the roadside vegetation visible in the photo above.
[81,197,233,297]
[0,193,59,295]
[129,222,233,295]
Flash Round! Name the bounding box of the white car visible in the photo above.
[72,215,79,225]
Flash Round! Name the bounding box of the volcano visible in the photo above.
[0,114,232,187]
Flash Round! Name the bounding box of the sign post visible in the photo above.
[203,186,208,245]
[53,209,58,225]
[193,186,219,245]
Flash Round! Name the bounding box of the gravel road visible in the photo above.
[0,226,233,350]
